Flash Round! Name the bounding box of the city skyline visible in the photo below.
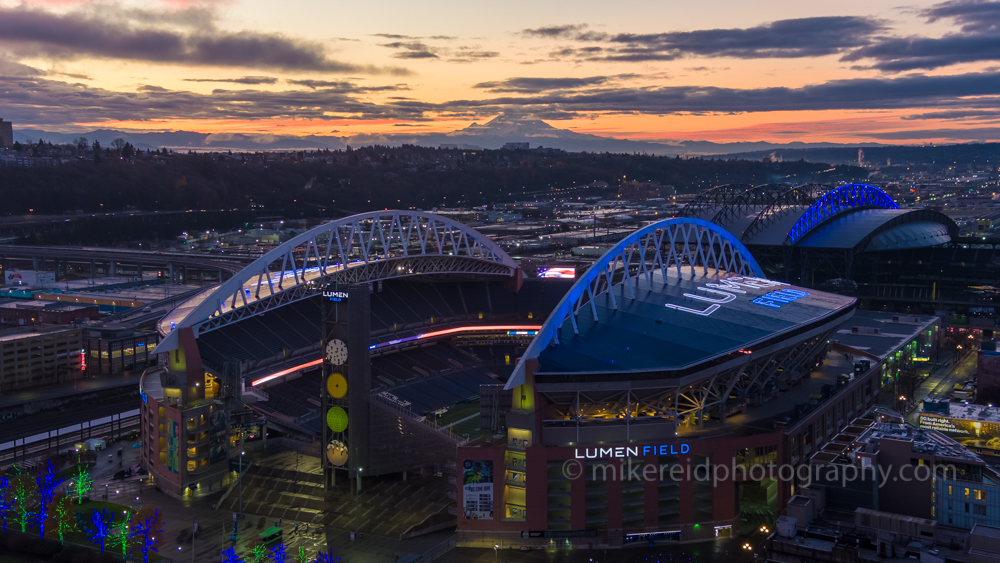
[2,0,1000,145]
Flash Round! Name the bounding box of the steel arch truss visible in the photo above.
[538,329,834,432]
[680,184,756,219]
[740,184,831,243]
[709,184,798,229]
[506,217,764,389]
[787,183,899,244]
[159,211,516,351]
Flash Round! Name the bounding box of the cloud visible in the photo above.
[473,75,635,93]
[864,127,1000,140]
[901,109,1000,120]
[377,40,499,63]
[379,41,439,59]
[922,0,1000,33]
[0,75,434,126]
[285,79,411,92]
[0,5,409,74]
[0,56,45,77]
[439,72,1000,115]
[185,76,278,85]
[841,34,1000,72]
[843,0,1000,71]
[525,17,883,61]
[7,65,1000,132]
[448,48,500,63]
[521,24,589,39]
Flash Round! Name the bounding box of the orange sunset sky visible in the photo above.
[2,0,1000,145]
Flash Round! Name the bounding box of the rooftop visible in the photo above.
[536,267,855,375]
[831,310,937,360]
[0,324,80,343]
[851,419,981,463]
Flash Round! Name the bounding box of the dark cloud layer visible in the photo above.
[844,0,1000,71]
[0,5,408,75]
[523,17,883,61]
[447,72,1000,115]
[0,75,434,126]
[923,0,1000,33]
[5,69,1000,128]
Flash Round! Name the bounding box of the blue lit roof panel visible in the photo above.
[535,268,855,375]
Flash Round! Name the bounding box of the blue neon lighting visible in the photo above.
[752,289,810,309]
[787,183,898,244]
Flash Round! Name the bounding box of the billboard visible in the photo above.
[462,460,494,520]
[537,267,576,279]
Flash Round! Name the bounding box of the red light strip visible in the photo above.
[417,325,541,339]
[252,358,323,386]
[249,325,541,387]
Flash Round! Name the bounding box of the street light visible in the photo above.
[238,452,245,519]
[355,467,362,539]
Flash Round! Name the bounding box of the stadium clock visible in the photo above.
[325,339,348,365]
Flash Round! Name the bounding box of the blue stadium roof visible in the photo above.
[681,183,958,252]
[535,268,855,376]
[795,208,956,251]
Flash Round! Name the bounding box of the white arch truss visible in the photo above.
[506,217,764,389]
[157,210,517,353]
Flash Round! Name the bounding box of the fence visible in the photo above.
[0,410,140,466]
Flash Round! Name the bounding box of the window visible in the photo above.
[974,504,987,516]
[974,490,987,501]
[965,488,971,498]
[948,485,953,495]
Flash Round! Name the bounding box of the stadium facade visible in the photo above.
[456,217,875,547]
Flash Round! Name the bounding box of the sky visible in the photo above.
[2,0,1000,144]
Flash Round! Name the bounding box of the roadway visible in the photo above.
[905,350,977,423]
[0,391,140,443]
[0,244,252,276]
[0,373,141,409]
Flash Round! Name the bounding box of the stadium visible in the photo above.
[139,211,571,500]
[137,183,948,545]
[679,183,959,289]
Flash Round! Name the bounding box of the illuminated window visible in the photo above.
[965,488,971,498]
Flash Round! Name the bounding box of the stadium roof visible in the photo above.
[795,208,955,251]
[680,183,958,251]
[157,210,516,353]
[535,268,855,375]
[508,216,857,389]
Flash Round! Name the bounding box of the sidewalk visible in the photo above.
[87,441,454,562]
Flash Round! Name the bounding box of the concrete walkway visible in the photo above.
[88,442,455,562]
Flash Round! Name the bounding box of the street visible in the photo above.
[905,349,977,423]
